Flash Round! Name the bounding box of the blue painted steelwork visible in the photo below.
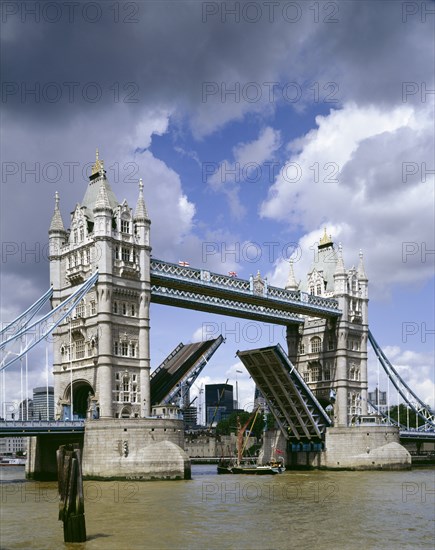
[368,400,435,440]
[150,259,341,321]
[0,272,99,370]
[150,336,224,405]
[369,330,435,429]
[151,285,304,325]
[0,420,85,437]
[237,343,331,442]
[161,335,224,406]
[0,287,53,343]
[399,430,435,440]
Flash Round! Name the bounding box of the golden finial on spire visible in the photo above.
[55,190,59,208]
[91,148,104,175]
[319,227,333,248]
[139,177,143,192]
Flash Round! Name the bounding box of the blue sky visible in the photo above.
[1,1,434,418]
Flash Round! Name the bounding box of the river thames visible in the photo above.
[1,465,434,549]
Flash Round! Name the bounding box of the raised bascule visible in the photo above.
[1,151,433,479]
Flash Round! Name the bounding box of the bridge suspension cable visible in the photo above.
[368,330,435,429]
[367,399,404,429]
[0,272,99,371]
[0,287,53,342]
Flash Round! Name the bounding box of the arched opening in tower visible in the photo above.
[120,406,132,418]
[64,380,96,420]
[73,383,95,419]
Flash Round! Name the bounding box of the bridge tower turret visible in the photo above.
[92,172,115,418]
[48,191,68,292]
[133,178,152,417]
[333,243,351,427]
[357,250,369,416]
[285,260,301,364]
[48,191,68,379]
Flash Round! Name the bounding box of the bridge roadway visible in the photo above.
[0,420,84,437]
[0,422,433,441]
[150,336,224,405]
[150,259,341,325]
[237,343,332,443]
[399,430,435,441]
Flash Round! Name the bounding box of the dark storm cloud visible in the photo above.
[1,1,432,126]
[1,0,433,317]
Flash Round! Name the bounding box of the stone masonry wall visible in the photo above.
[82,418,190,480]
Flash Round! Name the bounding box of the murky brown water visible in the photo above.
[1,465,434,549]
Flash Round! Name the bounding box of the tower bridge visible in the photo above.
[1,150,433,478]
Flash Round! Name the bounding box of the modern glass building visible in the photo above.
[205,383,234,425]
[32,386,55,421]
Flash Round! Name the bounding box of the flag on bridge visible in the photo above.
[228,271,238,277]
[178,261,190,267]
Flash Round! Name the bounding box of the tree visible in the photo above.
[388,404,419,428]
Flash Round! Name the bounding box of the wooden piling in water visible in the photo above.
[56,444,86,543]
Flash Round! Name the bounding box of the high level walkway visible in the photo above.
[150,259,341,325]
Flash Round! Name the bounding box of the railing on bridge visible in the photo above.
[150,258,341,320]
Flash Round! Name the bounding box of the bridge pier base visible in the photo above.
[322,426,411,470]
[81,418,191,480]
[261,427,411,470]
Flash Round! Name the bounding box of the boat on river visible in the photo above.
[0,458,26,466]
[221,459,285,475]
[217,408,285,475]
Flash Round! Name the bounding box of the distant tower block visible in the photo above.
[286,229,369,427]
[49,150,152,420]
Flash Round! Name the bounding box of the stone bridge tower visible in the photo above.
[286,230,369,427]
[48,151,152,420]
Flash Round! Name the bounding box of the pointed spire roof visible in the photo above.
[134,178,149,221]
[94,179,112,212]
[334,243,346,276]
[81,149,118,221]
[285,260,299,291]
[357,250,368,280]
[301,229,337,292]
[49,191,66,233]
